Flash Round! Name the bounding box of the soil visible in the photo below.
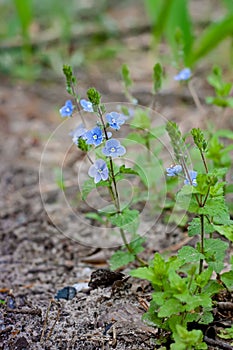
[1,1,233,349]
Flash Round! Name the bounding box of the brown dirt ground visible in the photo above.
[1,2,233,349]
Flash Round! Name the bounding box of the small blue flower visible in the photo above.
[88,159,109,183]
[184,170,197,186]
[80,99,94,112]
[102,139,126,158]
[59,100,74,117]
[166,164,182,177]
[106,112,126,130]
[174,68,192,81]
[70,124,87,144]
[85,127,103,146]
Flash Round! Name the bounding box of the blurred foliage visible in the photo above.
[144,0,233,68]
[0,0,120,79]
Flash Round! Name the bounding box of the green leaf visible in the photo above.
[198,310,214,325]
[110,249,135,270]
[199,197,230,224]
[165,0,193,62]
[188,217,215,237]
[130,266,155,282]
[195,267,213,288]
[119,165,139,176]
[85,212,105,224]
[158,298,185,318]
[187,14,233,66]
[213,224,233,242]
[203,238,229,273]
[109,208,139,229]
[218,326,233,340]
[203,280,224,296]
[178,246,205,263]
[221,271,233,290]
[129,236,145,254]
[172,325,207,350]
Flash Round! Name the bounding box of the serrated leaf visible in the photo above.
[198,310,214,325]
[158,298,185,318]
[110,249,135,270]
[109,208,139,229]
[195,267,213,288]
[203,238,228,273]
[221,271,233,290]
[199,197,230,224]
[178,246,205,263]
[130,266,155,282]
[129,236,145,254]
[119,165,139,175]
[188,217,214,237]
[203,280,224,296]
[213,224,233,242]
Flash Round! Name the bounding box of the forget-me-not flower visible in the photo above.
[60,100,74,117]
[174,68,192,81]
[106,112,126,130]
[166,164,182,177]
[80,99,94,112]
[88,159,109,183]
[184,170,197,186]
[85,127,103,146]
[102,139,126,158]
[70,124,87,145]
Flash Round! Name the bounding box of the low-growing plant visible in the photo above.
[57,64,233,348]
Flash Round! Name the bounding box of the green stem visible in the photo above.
[199,214,205,276]
[200,150,208,173]
[180,157,201,206]
[71,85,85,125]
[97,107,147,266]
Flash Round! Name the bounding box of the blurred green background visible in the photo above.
[0,0,232,80]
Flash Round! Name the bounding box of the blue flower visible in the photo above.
[166,164,182,177]
[59,100,74,117]
[106,112,126,130]
[184,170,197,186]
[85,127,103,146]
[88,159,109,183]
[174,68,192,81]
[102,139,126,158]
[70,124,87,145]
[80,99,94,112]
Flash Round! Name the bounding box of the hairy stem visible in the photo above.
[97,107,147,266]
[199,214,205,276]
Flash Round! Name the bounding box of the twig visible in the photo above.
[40,299,52,342]
[46,307,61,341]
[204,336,233,350]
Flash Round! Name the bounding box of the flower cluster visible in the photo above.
[60,98,127,183]
[166,164,197,186]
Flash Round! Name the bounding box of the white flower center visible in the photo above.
[111,147,116,152]
[93,134,97,140]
